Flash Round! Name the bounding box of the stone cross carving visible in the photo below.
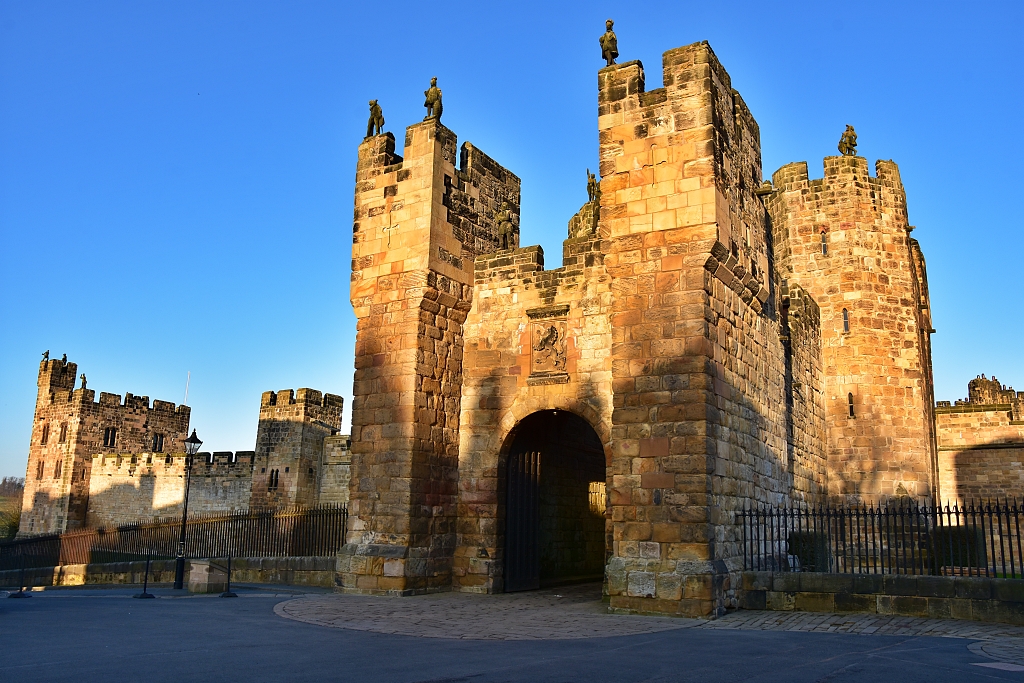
[423,77,443,121]
[366,100,384,138]
[494,201,513,250]
[838,125,858,156]
[599,19,618,66]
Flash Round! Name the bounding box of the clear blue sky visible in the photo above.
[2,1,1021,479]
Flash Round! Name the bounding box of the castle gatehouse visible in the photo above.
[18,37,1024,618]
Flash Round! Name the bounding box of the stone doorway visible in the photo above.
[503,410,606,592]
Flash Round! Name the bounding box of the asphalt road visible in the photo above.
[0,586,1018,683]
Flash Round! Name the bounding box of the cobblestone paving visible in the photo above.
[276,581,1024,669]
[275,583,694,640]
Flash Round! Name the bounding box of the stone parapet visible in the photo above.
[740,571,1024,626]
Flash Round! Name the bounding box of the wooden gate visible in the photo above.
[504,450,541,592]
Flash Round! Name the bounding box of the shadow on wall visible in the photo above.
[946,441,1024,503]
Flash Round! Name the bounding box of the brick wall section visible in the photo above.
[20,358,190,536]
[455,235,614,592]
[766,156,937,503]
[250,389,342,509]
[596,42,821,618]
[341,121,520,595]
[86,451,255,527]
[935,376,1024,501]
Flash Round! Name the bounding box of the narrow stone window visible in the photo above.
[848,393,855,418]
[152,434,164,453]
[102,427,117,448]
[821,231,828,255]
[40,423,49,445]
[59,424,68,443]
[36,460,44,479]
[165,454,172,465]
[54,459,62,479]
[842,308,850,333]
[268,469,279,491]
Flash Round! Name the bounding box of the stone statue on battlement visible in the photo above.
[600,19,618,66]
[424,77,443,121]
[365,100,385,138]
[61,353,67,364]
[42,350,49,361]
[587,169,601,204]
[754,180,774,197]
[494,201,513,250]
[79,373,87,390]
[838,125,858,156]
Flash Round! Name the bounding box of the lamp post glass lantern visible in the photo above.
[173,429,203,589]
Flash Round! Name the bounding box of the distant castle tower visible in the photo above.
[766,155,937,503]
[250,389,343,509]
[20,357,191,535]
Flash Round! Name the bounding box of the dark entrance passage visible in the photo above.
[504,410,606,592]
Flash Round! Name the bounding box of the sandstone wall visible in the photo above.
[86,451,255,528]
[318,435,352,505]
[935,376,1024,502]
[342,121,520,595]
[250,389,342,509]
[20,358,189,536]
[596,42,820,617]
[455,235,614,592]
[767,156,937,503]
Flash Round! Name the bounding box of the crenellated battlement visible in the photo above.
[770,157,907,226]
[261,388,343,410]
[90,450,256,476]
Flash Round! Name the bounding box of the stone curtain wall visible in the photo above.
[596,42,812,618]
[766,157,937,503]
[86,451,255,528]
[342,121,519,595]
[20,358,190,536]
[318,435,352,505]
[935,377,1024,501]
[250,389,342,509]
[780,283,827,501]
[455,233,614,592]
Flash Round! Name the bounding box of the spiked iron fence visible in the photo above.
[740,500,1024,577]
[0,504,348,571]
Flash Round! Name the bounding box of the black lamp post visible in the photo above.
[173,429,203,590]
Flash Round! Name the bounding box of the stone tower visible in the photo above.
[595,42,805,616]
[250,388,343,509]
[20,357,190,536]
[339,121,520,594]
[766,156,937,503]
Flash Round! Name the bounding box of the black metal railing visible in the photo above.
[740,500,1024,577]
[0,504,347,571]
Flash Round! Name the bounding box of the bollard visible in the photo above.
[8,549,31,598]
[133,549,156,599]
[220,554,237,598]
